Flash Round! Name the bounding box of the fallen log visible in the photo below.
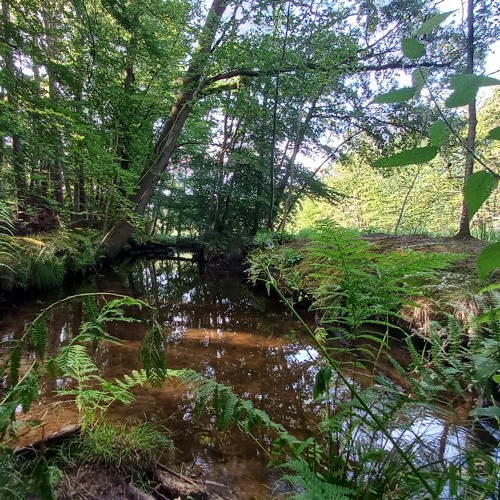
[14,424,81,459]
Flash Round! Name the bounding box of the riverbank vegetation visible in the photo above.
[1,0,500,498]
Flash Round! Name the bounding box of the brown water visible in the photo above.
[0,257,488,499]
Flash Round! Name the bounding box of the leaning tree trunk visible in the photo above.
[456,0,476,238]
[101,0,232,258]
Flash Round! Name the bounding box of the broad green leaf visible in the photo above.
[429,120,449,146]
[417,11,455,35]
[402,38,425,59]
[477,242,500,280]
[446,74,500,108]
[313,365,332,400]
[470,406,500,418]
[493,374,500,384]
[486,126,500,140]
[465,170,498,219]
[373,146,439,167]
[370,87,416,104]
[412,68,428,92]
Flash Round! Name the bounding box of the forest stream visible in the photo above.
[0,255,496,499]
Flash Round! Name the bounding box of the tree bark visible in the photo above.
[101,0,232,257]
[42,7,65,208]
[456,0,476,238]
[2,0,27,209]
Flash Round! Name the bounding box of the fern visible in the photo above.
[282,459,355,499]
[139,323,167,387]
[214,386,239,430]
[9,345,21,387]
[83,295,99,322]
[29,317,47,360]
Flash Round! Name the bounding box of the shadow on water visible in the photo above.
[0,256,496,498]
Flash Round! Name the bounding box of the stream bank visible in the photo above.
[1,255,496,499]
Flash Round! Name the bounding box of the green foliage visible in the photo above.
[71,419,172,476]
[465,171,498,220]
[370,87,416,105]
[139,322,168,388]
[282,459,354,500]
[372,146,439,167]
[401,38,426,60]
[486,126,500,140]
[429,120,449,147]
[0,452,63,500]
[313,365,332,400]
[0,202,15,275]
[56,342,147,425]
[417,11,455,35]
[168,369,285,435]
[244,221,500,498]
[0,293,167,437]
[445,74,500,108]
[304,222,461,336]
[0,230,99,292]
[477,242,500,279]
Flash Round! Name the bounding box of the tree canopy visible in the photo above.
[0,0,498,253]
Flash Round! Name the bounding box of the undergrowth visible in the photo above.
[243,222,500,498]
[0,229,99,292]
[0,293,170,499]
[63,420,173,479]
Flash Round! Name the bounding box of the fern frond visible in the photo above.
[83,295,99,322]
[9,345,21,387]
[214,387,239,430]
[139,324,167,387]
[29,317,47,360]
[283,458,355,499]
[57,344,98,380]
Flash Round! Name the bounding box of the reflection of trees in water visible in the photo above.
[0,258,496,476]
[113,259,281,334]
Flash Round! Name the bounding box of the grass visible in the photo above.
[66,419,173,476]
[0,419,173,499]
[0,229,99,292]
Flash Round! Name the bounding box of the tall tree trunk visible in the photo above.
[115,35,137,199]
[277,95,320,231]
[101,0,232,258]
[42,8,65,209]
[394,165,421,235]
[457,0,476,238]
[2,0,27,210]
[267,0,291,230]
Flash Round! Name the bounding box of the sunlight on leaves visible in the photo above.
[373,146,439,167]
[370,87,416,104]
[477,242,500,280]
[465,170,498,219]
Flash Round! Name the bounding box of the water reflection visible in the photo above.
[0,257,496,498]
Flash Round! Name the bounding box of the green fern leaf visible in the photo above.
[139,324,167,387]
[9,345,21,387]
[30,317,47,360]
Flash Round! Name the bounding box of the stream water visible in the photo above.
[0,257,495,498]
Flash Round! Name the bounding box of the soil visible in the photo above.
[55,465,148,500]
